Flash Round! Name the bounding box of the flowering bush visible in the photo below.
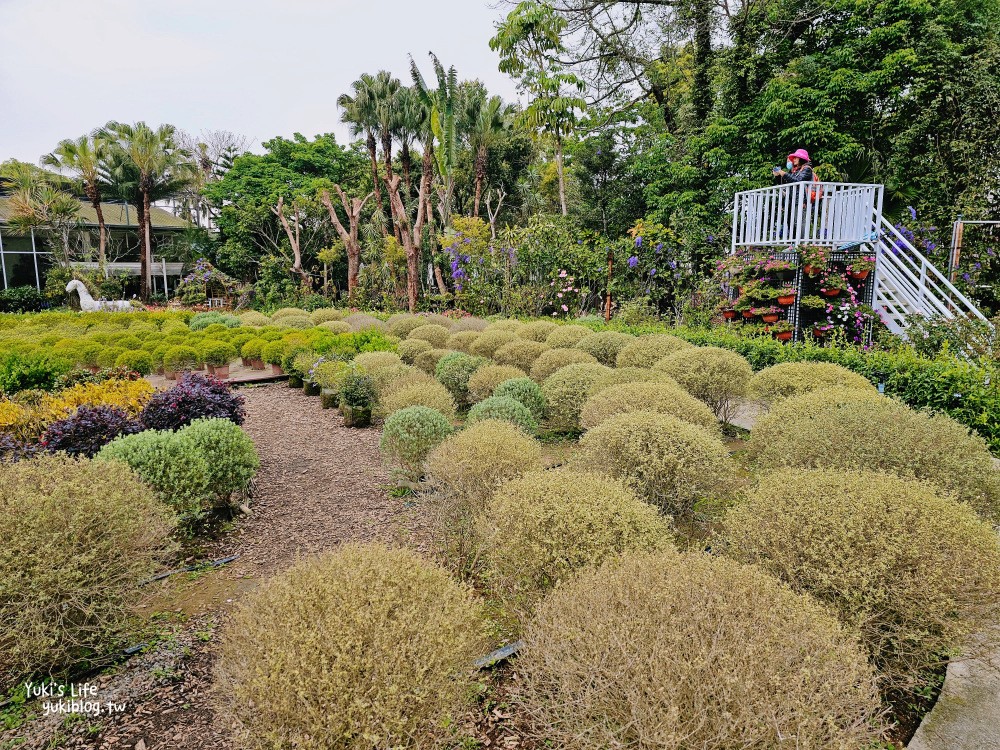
[544,269,583,317]
[140,373,245,431]
[41,405,140,457]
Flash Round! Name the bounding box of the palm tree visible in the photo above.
[98,122,192,299]
[41,135,109,270]
[1,162,81,267]
[338,76,383,216]
[410,53,461,226]
[466,94,513,217]
[369,70,402,184]
[393,86,428,200]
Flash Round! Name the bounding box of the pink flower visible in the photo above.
[561,304,569,312]
[559,270,568,278]
[556,292,563,298]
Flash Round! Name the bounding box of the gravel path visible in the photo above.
[6,384,429,750]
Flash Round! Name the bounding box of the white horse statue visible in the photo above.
[66,279,134,312]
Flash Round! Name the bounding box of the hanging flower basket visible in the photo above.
[742,310,755,319]
[762,313,780,323]
[849,269,870,281]
[723,309,738,320]
[821,288,842,297]
[775,330,793,341]
[803,264,823,276]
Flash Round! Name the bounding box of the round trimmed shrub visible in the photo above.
[580,381,719,432]
[615,333,692,368]
[517,551,883,750]
[747,387,1000,520]
[572,411,739,517]
[492,377,546,421]
[468,329,518,359]
[588,366,677,395]
[239,310,271,326]
[215,544,484,750]
[434,352,488,405]
[485,318,524,334]
[574,330,635,366]
[397,337,433,364]
[96,345,126,370]
[407,324,451,348]
[317,320,350,335]
[544,324,593,348]
[97,429,212,519]
[529,347,598,382]
[466,364,526,403]
[448,316,489,332]
[354,351,403,371]
[344,312,387,332]
[380,406,454,479]
[387,314,424,338]
[274,314,312,329]
[239,338,265,362]
[425,420,543,507]
[479,470,673,615]
[378,368,435,398]
[723,469,1000,697]
[518,320,558,342]
[260,340,287,365]
[363,362,413,395]
[654,346,753,422]
[468,395,538,433]
[114,349,153,375]
[312,360,352,391]
[380,381,457,421]
[199,340,237,367]
[411,346,453,375]
[180,418,260,505]
[0,455,174,687]
[163,344,200,372]
[270,307,307,320]
[493,339,550,372]
[445,330,480,353]
[541,362,611,432]
[41,405,140,457]
[309,307,346,325]
[748,361,876,405]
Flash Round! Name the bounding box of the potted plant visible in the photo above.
[798,245,828,275]
[812,323,834,338]
[240,339,266,370]
[799,294,828,311]
[719,300,738,320]
[764,257,796,281]
[163,345,199,381]
[771,320,794,341]
[201,341,237,380]
[261,340,287,376]
[848,255,875,281]
[776,286,797,306]
[753,305,782,324]
[734,295,754,319]
[820,271,849,297]
[339,372,377,427]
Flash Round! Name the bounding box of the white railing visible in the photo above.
[872,214,988,336]
[732,182,883,251]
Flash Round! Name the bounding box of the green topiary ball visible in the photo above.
[467,395,538,433]
[653,346,753,423]
[574,331,635,366]
[114,350,153,375]
[408,324,451,348]
[434,352,489,406]
[492,377,546,420]
[615,333,692,368]
[179,418,260,505]
[397,338,433,364]
[380,405,454,479]
[541,362,612,432]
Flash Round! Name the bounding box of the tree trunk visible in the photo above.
[692,0,713,125]
[141,190,153,299]
[555,137,568,216]
[473,144,487,217]
[385,174,420,313]
[366,131,384,234]
[273,196,311,287]
[321,186,372,304]
[400,141,413,198]
[86,184,107,271]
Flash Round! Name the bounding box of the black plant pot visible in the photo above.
[341,404,372,428]
[288,374,303,388]
[320,389,339,409]
[303,381,321,397]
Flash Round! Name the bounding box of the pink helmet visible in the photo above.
[787,148,811,162]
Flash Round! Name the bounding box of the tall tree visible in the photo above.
[491,1,586,215]
[321,185,373,301]
[466,94,513,216]
[338,76,384,223]
[0,161,81,268]
[41,135,109,270]
[99,122,191,298]
[410,53,462,227]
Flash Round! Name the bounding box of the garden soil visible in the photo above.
[3,384,452,750]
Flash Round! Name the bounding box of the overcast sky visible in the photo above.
[0,0,519,163]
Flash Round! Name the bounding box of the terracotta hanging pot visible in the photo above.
[803,264,822,275]
[762,313,780,323]
[849,270,870,280]
[775,331,793,341]
[821,288,841,297]
[723,309,737,320]
[742,310,755,319]
[777,294,796,306]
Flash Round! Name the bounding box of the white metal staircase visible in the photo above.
[731,181,988,336]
